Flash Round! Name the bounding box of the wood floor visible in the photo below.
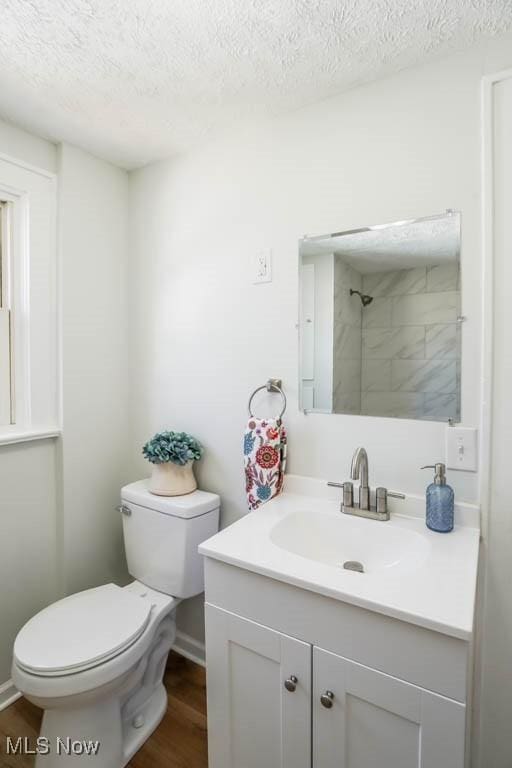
[0,653,208,768]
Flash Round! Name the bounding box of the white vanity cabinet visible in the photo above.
[203,559,472,768]
[313,647,465,768]
[205,606,311,768]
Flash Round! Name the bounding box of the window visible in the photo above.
[0,155,58,440]
[0,200,12,424]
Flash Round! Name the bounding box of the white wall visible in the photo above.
[128,34,512,757]
[0,118,56,174]
[58,144,130,595]
[0,439,58,685]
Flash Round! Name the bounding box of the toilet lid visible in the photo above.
[14,584,153,677]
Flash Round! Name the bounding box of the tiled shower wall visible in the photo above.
[360,264,460,420]
[333,257,362,414]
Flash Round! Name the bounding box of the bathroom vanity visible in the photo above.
[200,475,480,768]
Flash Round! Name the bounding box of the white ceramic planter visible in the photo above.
[149,461,197,496]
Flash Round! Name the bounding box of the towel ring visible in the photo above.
[248,379,287,420]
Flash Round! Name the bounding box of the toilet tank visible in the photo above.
[120,481,220,598]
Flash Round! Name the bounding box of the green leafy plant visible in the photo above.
[142,430,204,466]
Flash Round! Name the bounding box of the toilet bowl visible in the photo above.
[12,481,220,768]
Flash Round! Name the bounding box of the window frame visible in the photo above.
[0,153,60,443]
[0,200,14,424]
[0,184,31,431]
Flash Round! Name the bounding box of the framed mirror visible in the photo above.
[299,211,461,421]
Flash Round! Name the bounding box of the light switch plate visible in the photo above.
[252,249,272,284]
[446,426,478,472]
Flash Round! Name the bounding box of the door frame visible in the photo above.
[477,66,512,768]
[479,66,512,540]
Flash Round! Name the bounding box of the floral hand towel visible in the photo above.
[244,418,287,511]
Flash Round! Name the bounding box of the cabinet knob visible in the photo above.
[284,675,298,692]
[320,690,334,708]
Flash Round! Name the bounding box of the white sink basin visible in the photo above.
[199,474,481,639]
[270,509,430,574]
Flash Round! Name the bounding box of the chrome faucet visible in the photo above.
[328,447,405,521]
[351,447,370,510]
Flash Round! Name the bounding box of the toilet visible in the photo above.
[11,480,220,768]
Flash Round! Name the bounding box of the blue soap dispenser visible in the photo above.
[421,463,454,533]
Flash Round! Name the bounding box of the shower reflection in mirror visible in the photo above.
[299,211,461,422]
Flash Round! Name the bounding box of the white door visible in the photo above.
[205,604,311,768]
[313,647,465,768]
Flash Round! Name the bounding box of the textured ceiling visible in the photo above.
[0,1,511,169]
[301,213,460,272]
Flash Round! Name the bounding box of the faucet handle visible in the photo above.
[375,487,387,515]
[388,491,406,499]
[375,488,405,516]
[328,481,354,510]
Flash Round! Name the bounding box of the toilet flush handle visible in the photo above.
[116,504,132,516]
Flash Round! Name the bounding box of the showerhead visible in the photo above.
[350,288,374,307]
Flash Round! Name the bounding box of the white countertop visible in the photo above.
[199,475,481,640]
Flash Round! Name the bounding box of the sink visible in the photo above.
[199,474,480,639]
[270,509,430,574]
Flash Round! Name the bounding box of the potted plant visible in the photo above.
[142,430,204,496]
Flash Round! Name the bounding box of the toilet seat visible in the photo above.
[14,584,153,677]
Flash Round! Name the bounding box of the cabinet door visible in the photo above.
[205,604,311,768]
[313,647,465,768]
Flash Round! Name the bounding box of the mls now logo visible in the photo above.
[6,736,100,756]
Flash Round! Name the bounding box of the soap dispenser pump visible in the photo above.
[421,463,454,533]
